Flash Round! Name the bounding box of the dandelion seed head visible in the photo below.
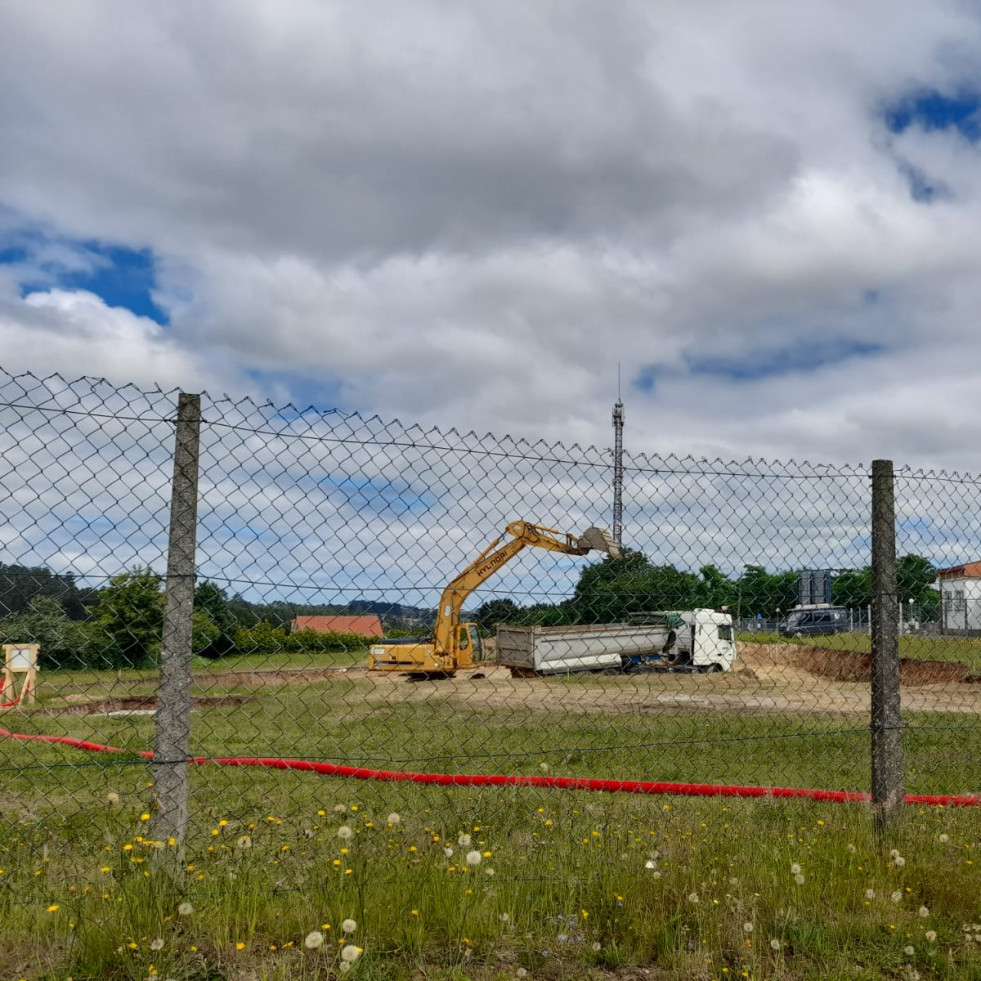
[918,906,929,918]
[333,804,347,813]
[304,931,324,949]
[790,864,801,875]
[904,945,915,956]
[847,843,856,853]
[106,792,120,805]
[341,918,357,933]
[743,922,753,933]
[939,834,950,844]
[687,892,699,904]
[865,889,875,900]
[387,813,401,825]
[458,833,472,846]
[891,891,903,903]
[466,850,482,866]
[644,860,656,869]
[444,847,454,857]
[770,939,781,951]
[794,873,805,885]
[894,856,906,867]
[926,930,937,942]
[485,867,495,876]
[516,969,528,978]
[337,826,354,840]
[340,943,362,962]
[339,963,351,973]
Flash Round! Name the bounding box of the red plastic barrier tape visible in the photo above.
[1,725,978,807]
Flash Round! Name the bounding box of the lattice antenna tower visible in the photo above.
[612,368,625,549]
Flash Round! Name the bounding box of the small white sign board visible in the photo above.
[9,646,35,671]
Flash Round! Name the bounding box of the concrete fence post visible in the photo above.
[871,459,904,832]
[153,393,201,848]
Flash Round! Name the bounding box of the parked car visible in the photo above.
[778,606,850,637]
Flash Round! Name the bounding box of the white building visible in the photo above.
[938,562,981,632]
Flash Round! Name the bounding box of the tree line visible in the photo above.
[0,550,940,669]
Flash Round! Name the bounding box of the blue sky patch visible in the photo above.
[684,338,882,382]
[0,216,168,324]
[885,89,981,141]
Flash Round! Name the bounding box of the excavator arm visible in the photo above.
[431,521,618,663]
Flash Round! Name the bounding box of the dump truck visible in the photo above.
[496,609,736,676]
[367,520,619,677]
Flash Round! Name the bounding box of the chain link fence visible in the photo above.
[2,365,981,972]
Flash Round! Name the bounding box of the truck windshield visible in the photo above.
[786,612,806,626]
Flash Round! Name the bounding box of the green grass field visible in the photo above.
[3,654,981,979]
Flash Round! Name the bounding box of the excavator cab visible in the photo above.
[456,623,482,668]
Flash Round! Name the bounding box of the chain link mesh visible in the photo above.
[2,366,980,973]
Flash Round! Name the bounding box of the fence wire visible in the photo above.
[3,366,981,973]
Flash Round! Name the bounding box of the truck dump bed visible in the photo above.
[496,622,676,675]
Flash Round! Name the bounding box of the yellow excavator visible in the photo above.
[367,521,619,677]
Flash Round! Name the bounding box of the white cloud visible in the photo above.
[1,1,981,472]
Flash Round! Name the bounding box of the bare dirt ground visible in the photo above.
[345,642,981,719]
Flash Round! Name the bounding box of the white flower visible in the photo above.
[304,931,324,949]
[904,945,915,956]
[790,864,801,875]
[340,944,362,963]
[341,918,357,934]
[939,834,950,844]
[743,922,753,933]
[926,930,937,942]
[444,847,454,857]
[458,833,472,847]
[891,891,903,903]
[865,889,875,900]
[150,938,164,951]
[794,873,805,885]
[178,902,194,916]
[337,825,354,840]
[466,850,482,866]
[770,939,781,951]
[539,762,550,773]
[644,860,656,869]
[918,906,929,918]
[687,892,699,904]
[387,812,401,825]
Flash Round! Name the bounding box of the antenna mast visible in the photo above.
[612,369,624,548]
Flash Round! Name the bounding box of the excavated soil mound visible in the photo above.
[42,696,251,716]
[745,643,972,684]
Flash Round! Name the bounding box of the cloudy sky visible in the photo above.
[2,1,981,471]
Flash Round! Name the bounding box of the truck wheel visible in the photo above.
[708,663,724,673]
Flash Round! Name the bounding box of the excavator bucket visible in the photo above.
[577,527,620,558]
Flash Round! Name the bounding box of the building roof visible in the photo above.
[937,561,981,580]
[291,615,384,637]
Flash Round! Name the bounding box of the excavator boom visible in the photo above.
[367,521,618,675]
